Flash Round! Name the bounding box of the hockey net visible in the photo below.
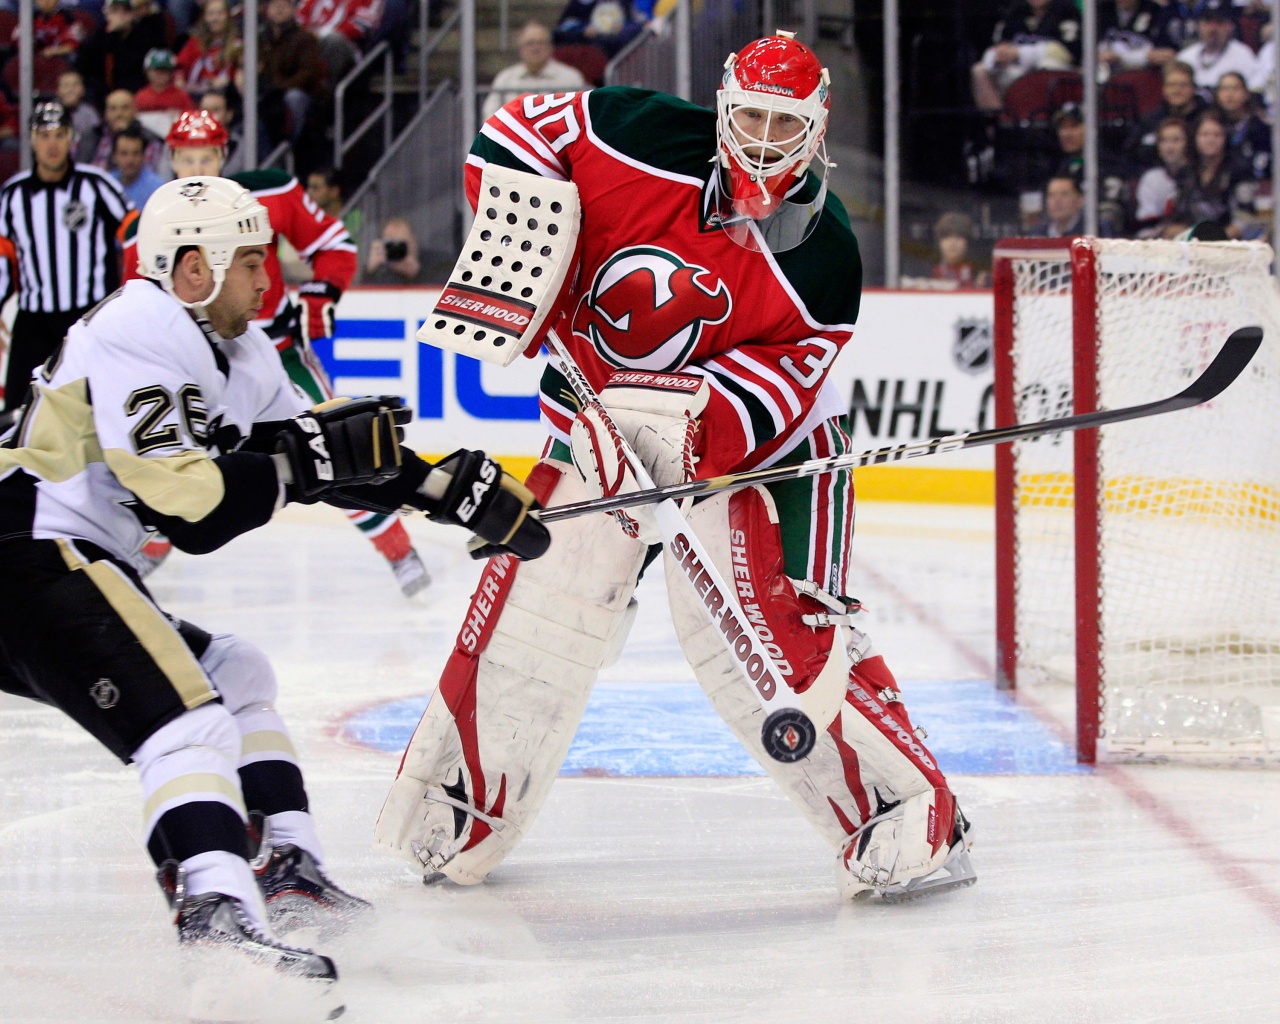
[993,237,1280,764]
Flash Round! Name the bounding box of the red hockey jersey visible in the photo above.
[296,0,384,41]
[120,169,357,346]
[468,87,862,477]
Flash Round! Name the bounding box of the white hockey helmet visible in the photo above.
[136,176,272,309]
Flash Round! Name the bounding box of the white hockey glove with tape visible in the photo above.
[569,370,709,543]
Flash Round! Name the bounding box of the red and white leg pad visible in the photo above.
[833,654,973,899]
[374,460,647,883]
[665,486,858,847]
[836,786,972,900]
[666,486,971,898]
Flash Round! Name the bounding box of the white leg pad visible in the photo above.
[665,487,860,850]
[375,461,646,883]
[666,485,960,894]
[835,787,970,900]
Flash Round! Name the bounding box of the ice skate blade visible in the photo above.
[186,948,344,1024]
[876,848,977,904]
[268,892,372,941]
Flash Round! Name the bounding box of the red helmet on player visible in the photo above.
[167,110,229,151]
[715,31,831,223]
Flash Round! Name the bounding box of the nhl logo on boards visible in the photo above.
[952,316,993,375]
[574,246,732,372]
[90,678,119,710]
[63,200,87,231]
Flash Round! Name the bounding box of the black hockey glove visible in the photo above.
[274,396,410,502]
[418,449,551,561]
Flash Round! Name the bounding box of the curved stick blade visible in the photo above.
[1179,325,1263,406]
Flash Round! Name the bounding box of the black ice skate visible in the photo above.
[158,861,345,1021]
[257,844,373,938]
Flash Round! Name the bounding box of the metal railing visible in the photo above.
[420,4,464,106]
[343,82,463,277]
[604,22,675,95]
[334,40,395,171]
[260,140,294,176]
[604,0,766,106]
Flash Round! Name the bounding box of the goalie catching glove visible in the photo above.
[274,395,408,502]
[569,370,709,542]
[417,449,551,561]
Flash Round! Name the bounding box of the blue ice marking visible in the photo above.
[341,678,1088,776]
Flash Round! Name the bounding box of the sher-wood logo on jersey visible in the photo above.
[574,246,732,371]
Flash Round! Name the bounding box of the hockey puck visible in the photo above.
[761,708,816,762]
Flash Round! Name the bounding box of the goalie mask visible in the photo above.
[167,109,228,176]
[136,176,273,309]
[712,31,832,253]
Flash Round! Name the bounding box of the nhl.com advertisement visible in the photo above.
[321,288,997,503]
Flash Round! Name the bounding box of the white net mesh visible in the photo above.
[1006,239,1280,762]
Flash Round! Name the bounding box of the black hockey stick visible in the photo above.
[539,325,1263,525]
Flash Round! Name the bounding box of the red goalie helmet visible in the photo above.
[167,110,229,150]
[715,31,831,223]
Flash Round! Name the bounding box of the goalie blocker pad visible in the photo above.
[417,165,582,366]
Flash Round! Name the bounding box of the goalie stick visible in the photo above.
[537,325,1263,525]
[544,329,823,764]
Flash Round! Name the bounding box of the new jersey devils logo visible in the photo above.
[573,246,732,371]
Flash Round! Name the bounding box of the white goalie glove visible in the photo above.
[569,370,710,542]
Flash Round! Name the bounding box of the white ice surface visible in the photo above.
[3,502,1280,1023]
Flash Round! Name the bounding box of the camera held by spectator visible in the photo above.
[363,218,432,285]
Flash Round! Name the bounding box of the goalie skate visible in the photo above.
[877,841,977,904]
[839,796,976,904]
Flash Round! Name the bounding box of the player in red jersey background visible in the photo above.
[120,112,430,596]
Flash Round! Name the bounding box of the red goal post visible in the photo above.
[993,236,1280,765]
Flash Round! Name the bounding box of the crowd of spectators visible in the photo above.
[482,20,587,121]
[0,0,657,285]
[0,0,401,186]
[909,0,1280,287]
[0,0,651,176]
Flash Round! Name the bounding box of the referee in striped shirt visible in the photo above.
[0,100,133,411]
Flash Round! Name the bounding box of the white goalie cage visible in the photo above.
[993,237,1280,764]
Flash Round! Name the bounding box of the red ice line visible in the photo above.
[851,555,1280,931]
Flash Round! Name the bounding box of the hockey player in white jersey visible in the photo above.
[0,177,549,1018]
